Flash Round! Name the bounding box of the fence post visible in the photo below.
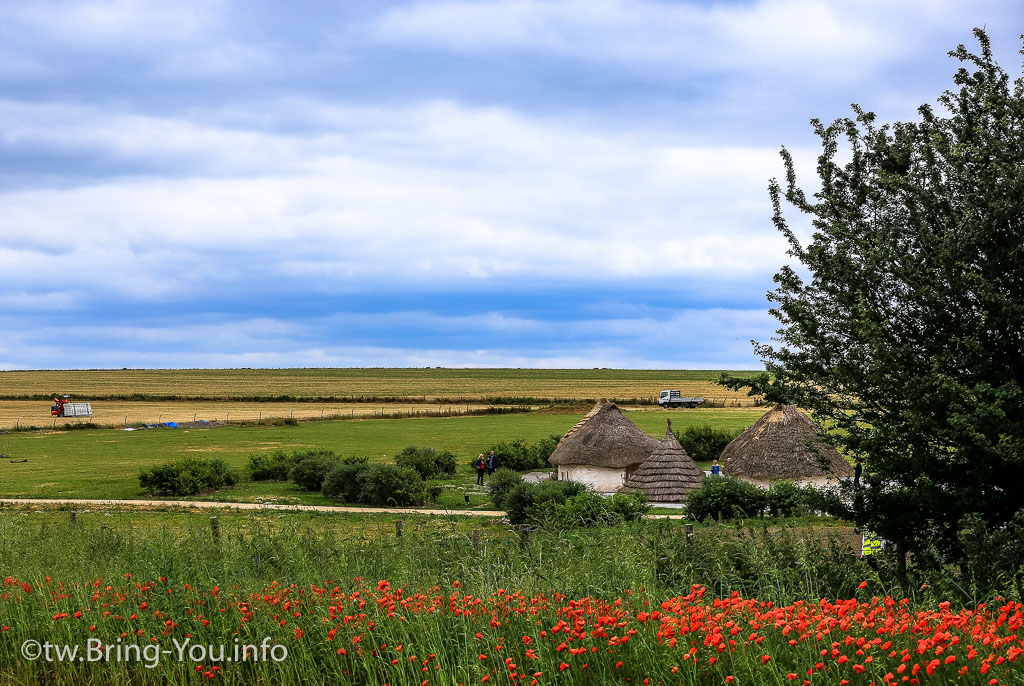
[259,411,262,422]
[226,413,229,424]
[517,525,531,548]
[396,520,403,538]
[193,413,197,422]
[685,524,694,545]
[124,416,128,426]
[210,516,221,542]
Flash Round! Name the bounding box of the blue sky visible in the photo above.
[1,1,1020,370]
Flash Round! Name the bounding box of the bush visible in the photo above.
[246,450,294,481]
[289,449,341,491]
[675,425,742,462]
[505,479,586,525]
[138,458,238,496]
[482,434,562,472]
[546,491,650,528]
[395,446,457,479]
[357,464,425,506]
[685,477,767,522]
[766,480,809,518]
[321,457,370,502]
[487,469,524,510]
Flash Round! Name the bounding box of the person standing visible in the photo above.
[711,459,721,476]
[487,450,498,475]
[475,454,486,486]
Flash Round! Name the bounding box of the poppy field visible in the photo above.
[0,509,1021,685]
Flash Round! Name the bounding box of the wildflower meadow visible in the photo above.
[0,511,1021,685]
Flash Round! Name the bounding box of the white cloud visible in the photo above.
[0,99,800,303]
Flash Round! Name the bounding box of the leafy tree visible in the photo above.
[744,29,1024,573]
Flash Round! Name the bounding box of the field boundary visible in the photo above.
[0,498,689,519]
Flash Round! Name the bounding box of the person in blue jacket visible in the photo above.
[487,450,498,475]
[711,459,721,476]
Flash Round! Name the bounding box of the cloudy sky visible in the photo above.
[1,1,1020,370]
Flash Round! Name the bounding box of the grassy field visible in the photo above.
[0,368,761,402]
[0,408,766,502]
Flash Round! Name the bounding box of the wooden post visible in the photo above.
[225,413,229,424]
[685,524,694,545]
[472,529,481,547]
[518,526,530,548]
[210,516,220,542]
[396,520,403,538]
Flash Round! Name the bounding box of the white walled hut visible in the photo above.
[548,400,662,492]
[621,419,704,502]
[719,404,853,488]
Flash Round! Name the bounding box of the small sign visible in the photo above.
[862,533,885,556]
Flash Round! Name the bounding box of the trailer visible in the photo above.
[51,396,93,418]
[657,390,704,409]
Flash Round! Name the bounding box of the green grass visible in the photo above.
[0,408,766,502]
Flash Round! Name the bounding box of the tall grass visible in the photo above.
[1,512,1020,684]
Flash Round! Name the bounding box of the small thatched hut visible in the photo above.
[622,419,703,502]
[548,399,662,492]
[720,404,853,488]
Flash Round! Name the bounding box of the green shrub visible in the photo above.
[766,480,809,517]
[505,479,586,525]
[482,434,562,472]
[247,450,294,481]
[395,446,457,479]
[357,464,425,506]
[138,458,238,496]
[321,457,370,502]
[685,477,767,522]
[487,469,525,510]
[289,449,341,491]
[675,425,742,462]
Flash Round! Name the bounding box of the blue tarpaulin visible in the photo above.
[162,422,178,428]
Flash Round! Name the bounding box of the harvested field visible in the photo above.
[0,400,531,430]
[0,368,761,403]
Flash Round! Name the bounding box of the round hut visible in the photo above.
[548,399,662,492]
[622,419,703,501]
[720,404,853,488]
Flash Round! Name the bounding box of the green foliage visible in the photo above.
[675,424,741,462]
[505,479,586,526]
[320,457,370,502]
[138,458,238,496]
[394,446,457,479]
[685,477,767,522]
[481,434,562,471]
[487,469,525,510]
[246,450,294,481]
[752,29,1024,565]
[545,491,650,529]
[765,480,809,518]
[356,464,425,506]
[288,449,341,491]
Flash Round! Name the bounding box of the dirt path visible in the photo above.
[0,498,687,519]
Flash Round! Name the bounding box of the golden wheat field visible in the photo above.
[0,368,758,401]
[0,400,532,430]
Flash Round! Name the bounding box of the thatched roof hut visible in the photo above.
[548,399,662,469]
[720,404,853,483]
[622,419,703,502]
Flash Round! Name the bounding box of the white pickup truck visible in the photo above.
[658,390,704,409]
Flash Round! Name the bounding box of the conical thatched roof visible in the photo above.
[622,419,703,501]
[548,400,662,469]
[720,404,853,480]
